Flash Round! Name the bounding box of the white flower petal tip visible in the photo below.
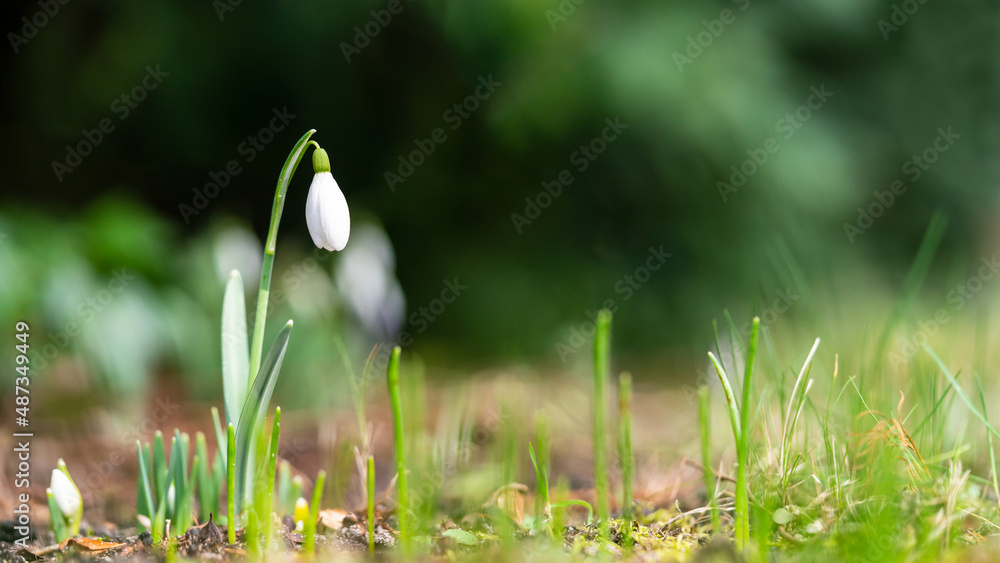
[50,468,81,518]
[305,149,350,252]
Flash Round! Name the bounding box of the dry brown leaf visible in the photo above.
[64,537,125,552]
[318,508,349,530]
[484,483,528,527]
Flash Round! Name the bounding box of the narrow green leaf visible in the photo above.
[227,424,236,544]
[136,441,156,524]
[222,270,250,430]
[195,432,216,521]
[235,321,293,513]
[47,489,68,542]
[153,431,167,502]
[367,456,376,554]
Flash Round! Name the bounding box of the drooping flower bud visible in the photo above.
[305,147,350,251]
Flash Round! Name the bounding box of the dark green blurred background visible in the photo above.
[2,0,998,404]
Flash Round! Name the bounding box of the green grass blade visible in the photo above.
[367,456,376,554]
[924,343,1000,441]
[195,432,216,522]
[278,461,292,516]
[529,441,552,538]
[222,270,250,430]
[698,386,720,532]
[735,317,759,551]
[976,374,1000,508]
[593,309,612,535]
[181,455,199,532]
[136,441,156,529]
[619,372,634,549]
[264,407,281,547]
[708,352,741,444]
[387,346,409,552]
[303,470,326,555]
[153,431,167,502]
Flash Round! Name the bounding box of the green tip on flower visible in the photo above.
[312,147,331,174]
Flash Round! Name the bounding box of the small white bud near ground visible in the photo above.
[50,468,81,520]
[167,483,176,513]
[305,147,350,251]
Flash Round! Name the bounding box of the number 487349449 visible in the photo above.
[14,321,29,421]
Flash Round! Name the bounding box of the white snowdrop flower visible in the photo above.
[305,147,350,251]
[335,224,406,339]
[50,468,81,518]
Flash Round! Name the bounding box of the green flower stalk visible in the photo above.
[248,132,350,379]
[593,310,612,536]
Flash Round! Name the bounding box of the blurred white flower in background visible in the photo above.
[335,223,405,341]
[213,225,262,285]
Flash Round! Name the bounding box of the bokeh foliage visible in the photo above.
[1,0,998,383]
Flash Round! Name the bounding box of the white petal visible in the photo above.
[305,172,350,251]
[50,469,80,517]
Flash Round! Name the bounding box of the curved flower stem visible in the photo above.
[248,129,316,384]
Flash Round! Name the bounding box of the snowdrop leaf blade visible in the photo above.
[234,320,293,513]
[222,270,250,429]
